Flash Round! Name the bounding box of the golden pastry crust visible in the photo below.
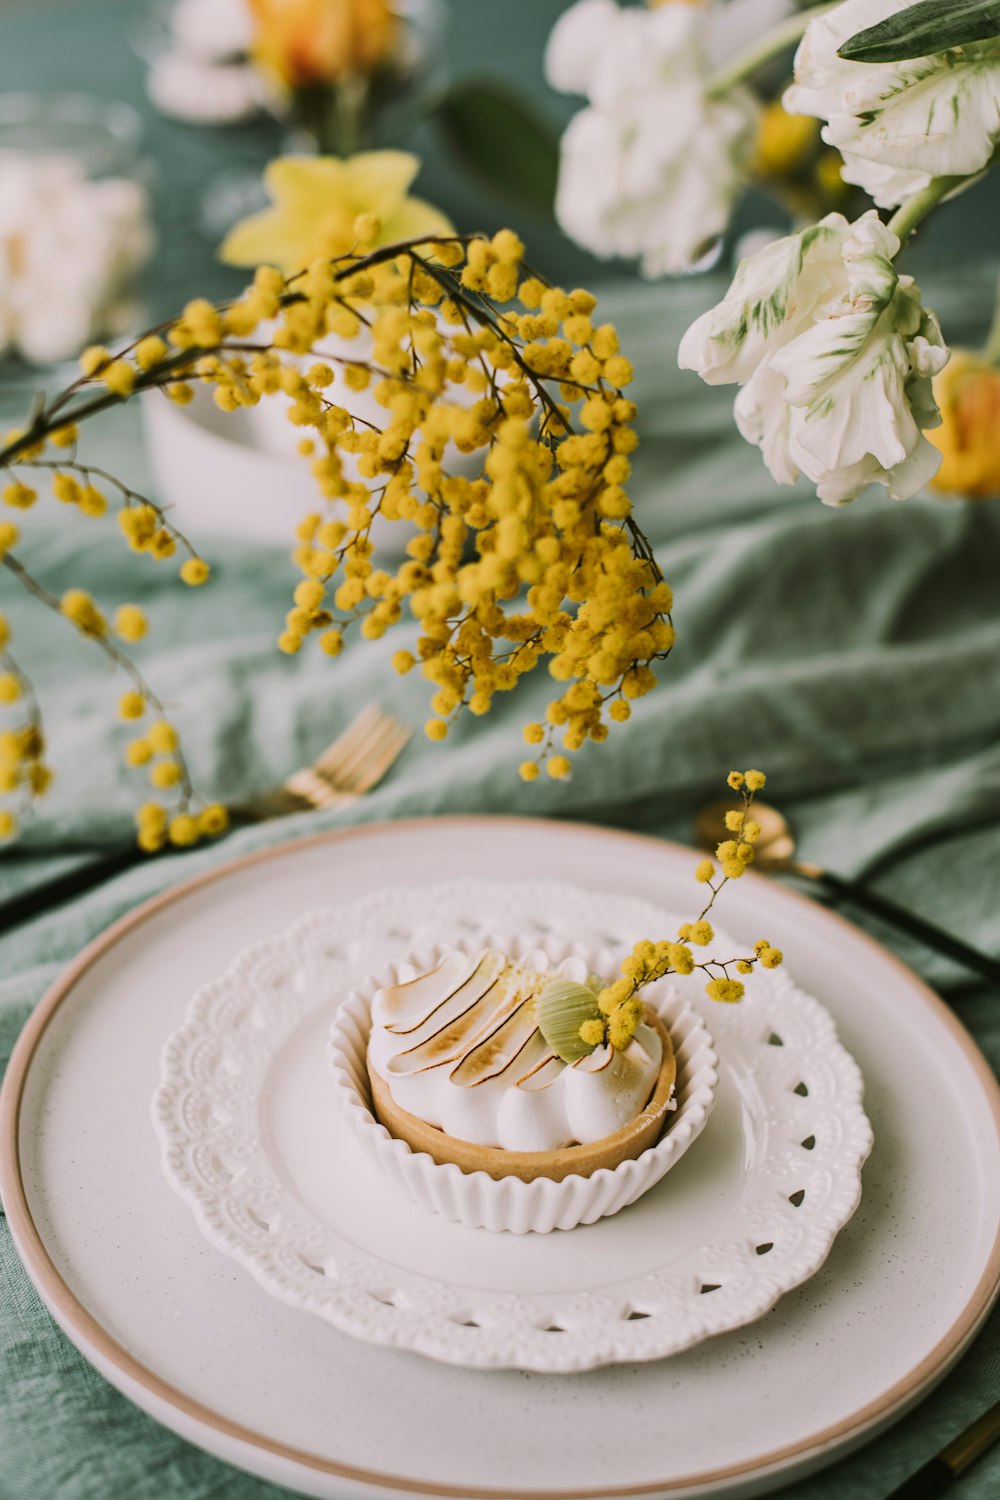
[369,1006,676,1183]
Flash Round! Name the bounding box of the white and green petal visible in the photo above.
[678,213,849,384]
[734,365,798,485]
[679,208,950,505]
[784,0,1000,208]
[774,304,922,482]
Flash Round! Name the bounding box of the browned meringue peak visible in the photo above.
[448,999,540,1088]
[381,948,555,1088]
[380,950,502,1034]
[513,1052,564,1092]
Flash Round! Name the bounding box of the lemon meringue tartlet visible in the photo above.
[366,948,677,1183]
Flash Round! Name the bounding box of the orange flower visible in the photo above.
[249,0,397,89]
[929,350,1000,501]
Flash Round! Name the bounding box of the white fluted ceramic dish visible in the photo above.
[329,934,719,1233]
[151,878,871,1371]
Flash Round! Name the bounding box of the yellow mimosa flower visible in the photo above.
[219,152,453,276]
[249,0,397,90]
[929,350,1000,501]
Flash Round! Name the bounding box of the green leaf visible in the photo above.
[838,0,1000,63]
[436,81,560,219]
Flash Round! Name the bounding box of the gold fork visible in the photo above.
[0,705,412,937]
[281,704,412,811]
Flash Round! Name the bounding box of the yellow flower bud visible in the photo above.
[103,360,136,397]
[667,942,695,975]
[135,335,168,370]
[180,557,210,586]
[60,589,106,636]
[80,345,110,376]
[168,814,199,847]
[114,605,148,643]
[2,482,36,509]
[578,1016,606,1047]
[79,485,107,518]
[119,692,146,720]
[705,977,745,1004]
[603,355,634,388]
[125,738,152,767]
[52,473,82,505]
[293,579,325,611]
[136,801,167,829]
[197,803,229,837]
[148,720,179,754]
[149,759,181,788]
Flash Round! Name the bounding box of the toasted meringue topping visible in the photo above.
[366,948,664,1151]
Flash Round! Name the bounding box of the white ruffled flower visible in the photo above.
[149,0,263,125]
[545,0,762,276]
[784,0,1000,208]
[678,210,949,504]
[0,157,152,365]
[171,0,253,62]
[148,54,267,125]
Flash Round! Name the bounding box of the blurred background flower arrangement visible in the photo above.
[1,0,1000,850]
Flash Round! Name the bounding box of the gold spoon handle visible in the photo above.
[785,862,1000,987]
[885,1399,1000,1498]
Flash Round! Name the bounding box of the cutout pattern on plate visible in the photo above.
[153,879,874,1373]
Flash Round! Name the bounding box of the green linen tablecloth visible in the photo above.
[1,274,999,1500]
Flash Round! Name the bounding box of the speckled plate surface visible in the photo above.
[152,882,869,1368]
[2,817,999,1500]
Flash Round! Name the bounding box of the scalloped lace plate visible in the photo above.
[153,879,873,1373]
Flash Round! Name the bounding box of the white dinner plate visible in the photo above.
[152,879,871,1368]
[2,817,999,1500]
